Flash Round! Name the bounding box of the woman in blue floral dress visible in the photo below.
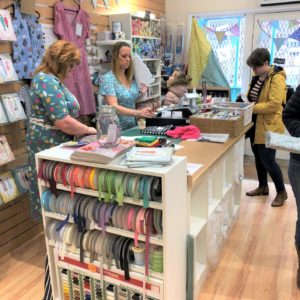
[100,41,154,131]
[26,40,96,221]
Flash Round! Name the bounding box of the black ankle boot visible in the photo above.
[295,244,300,289]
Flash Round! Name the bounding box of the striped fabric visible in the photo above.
[43,255,53,300]
[249,78,264,102]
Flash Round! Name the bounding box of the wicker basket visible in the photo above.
[213,102,254,126]
[189,115,244,137]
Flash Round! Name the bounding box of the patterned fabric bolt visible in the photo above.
[99,70,140,131]
[12,1,44,79]
[25,72,79,220]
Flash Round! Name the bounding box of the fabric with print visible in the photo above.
[12,1,45,79]
[53,2,96,116]
[99,70,140,131]
[25,72,79,220]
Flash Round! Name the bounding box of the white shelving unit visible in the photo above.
[107,13,161,106]
[36,146,187,300]
[186,136,245,299]
[36,132,246,299]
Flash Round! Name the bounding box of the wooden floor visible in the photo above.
[0,180,299,300]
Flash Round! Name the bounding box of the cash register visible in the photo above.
[145,93,199,127]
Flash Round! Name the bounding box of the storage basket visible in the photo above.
[213,102,254,126]
[189,115,244,137]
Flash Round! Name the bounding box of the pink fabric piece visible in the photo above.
[54,2,96,116]
[166,125,201,140]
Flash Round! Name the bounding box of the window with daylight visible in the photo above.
[254,13,300,88]
[195,15,246,100]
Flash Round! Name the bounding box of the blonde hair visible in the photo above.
[111,41,134,83]
[34,40,81,81]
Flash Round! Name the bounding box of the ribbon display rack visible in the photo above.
[36,144,187,300]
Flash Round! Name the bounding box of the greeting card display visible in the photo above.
[0,53,18,83]
[0,171,19,203]
[1,93,27,122]
[0,9,17,41]
[12,165,29,194]
[0,135,15,166]
[0,101,8,124]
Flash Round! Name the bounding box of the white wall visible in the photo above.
[166,0,257,24]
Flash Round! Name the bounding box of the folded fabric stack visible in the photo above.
[166,125,201,140]
[121,147,174,168]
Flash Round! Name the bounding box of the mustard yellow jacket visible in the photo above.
[249,66,287,144]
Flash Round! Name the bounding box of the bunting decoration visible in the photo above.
[187,18,229,88]
[257,19,300,45]
[215,31,226,43]
[289,27,300,42]
[257,29,269,44]
[273,37,286,51]
[91,0,97,8]
[229,24,239,36]
[201,23,241,45]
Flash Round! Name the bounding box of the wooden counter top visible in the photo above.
[176,123,253,189]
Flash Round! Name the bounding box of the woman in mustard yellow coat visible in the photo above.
[245,48,287,207]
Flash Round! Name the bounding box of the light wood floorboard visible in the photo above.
[199,180,300,300]
[0,180,298,300]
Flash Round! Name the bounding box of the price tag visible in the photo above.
[161,111,172,118]
[76,23,83,37]
[172,111,183,119]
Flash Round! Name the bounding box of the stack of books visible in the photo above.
[70,139,136,164]
[121,147,174,168]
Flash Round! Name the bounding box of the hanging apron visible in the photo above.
[12,1,44,79]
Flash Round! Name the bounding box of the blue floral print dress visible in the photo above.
[100,71,140,131]
[25,72,80,220]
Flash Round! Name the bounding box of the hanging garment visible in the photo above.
[54,2,96,116]
[12,1,45,79]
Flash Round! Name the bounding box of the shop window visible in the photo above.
[253,12,300,88]
[195,15,246,100]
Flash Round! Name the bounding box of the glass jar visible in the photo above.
[96,106,120,148]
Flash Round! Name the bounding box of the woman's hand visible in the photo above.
[139,84,148,97]
[87,127,97,135]
[137,107,155,118]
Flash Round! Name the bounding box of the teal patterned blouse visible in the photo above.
[25,72,80,220]
[100,71,140,131]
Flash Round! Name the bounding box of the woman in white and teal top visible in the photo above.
[100,41,154,131]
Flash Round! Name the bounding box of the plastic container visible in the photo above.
[213,102,254,126]
[96,105,120,148]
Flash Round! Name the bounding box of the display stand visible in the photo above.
[37,125,248,299]
[36,147,187,300]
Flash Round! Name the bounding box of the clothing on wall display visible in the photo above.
[0,171,19,204]
[0,9,17,41]
[54,1,96,116]
[12,1,45,80]
[0,101,8,124]
[1,93,27,122]
[12,165,29,195]
[0,53,18,83]
[0,135,15,167]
